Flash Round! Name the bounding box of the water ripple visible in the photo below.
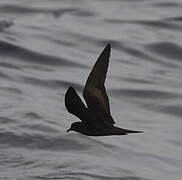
[112,88,178,99]
[0,132,89,151]
[0,5,95,19]
[114,43,180,69]
[147,42,182,62]
[0,0,182,179]
[21,76,83,91]
[152,104,182,117]
[0,19,13,31]
[0,62,21,70]
[0,40,87,68]
[107,19,182,30]
[32,172,150,180]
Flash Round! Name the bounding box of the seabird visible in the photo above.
[65,43,142,136]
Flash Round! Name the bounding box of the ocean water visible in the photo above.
[0,0,182,179]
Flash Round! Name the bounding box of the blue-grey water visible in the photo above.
[0,0,182,179]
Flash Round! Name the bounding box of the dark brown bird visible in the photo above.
[65,44,142,136]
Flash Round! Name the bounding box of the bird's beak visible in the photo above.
[66,128,71,133]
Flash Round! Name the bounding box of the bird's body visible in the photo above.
[65,44,142,136]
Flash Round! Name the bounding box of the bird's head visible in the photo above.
[67,122,86,133]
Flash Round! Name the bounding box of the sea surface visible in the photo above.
[0,0,182,179]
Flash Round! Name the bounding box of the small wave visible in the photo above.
[0,5,72,15]
[0,5,45,14]
[21,76,83,91]
[111,88,178,99]
[135,20,181,30]
[147,42,182,62]
[23,112,43,120]
[106,19,182,31]
[121,77,153,85]
[0,71,10,79]
[0,62,21,70]
[168,16,182,22]
[0,87,23,95]
[0,132,89,151]
[152,104,182,117]
[20,124,59,134]
[0,40,87,68]
[0,19,13,31]
[0,117,17,124]
[0,5,94,19]
[103,41,180,69]
[32,172,150,180]
[154,2,182,7]
[0,150,36,168]
[53,8,95,18]
[170,139,182,147]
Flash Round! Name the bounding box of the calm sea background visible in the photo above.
[0,0,182,179]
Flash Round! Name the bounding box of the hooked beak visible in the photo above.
[66,128,71,133]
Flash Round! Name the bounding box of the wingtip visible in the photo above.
[105,43,111,51]
[66,86,75,95]
[68,86,74,91]
[100,43,111,58]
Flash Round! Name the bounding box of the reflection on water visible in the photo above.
[0,0,182,179]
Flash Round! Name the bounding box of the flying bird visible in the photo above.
[65,43,142,136]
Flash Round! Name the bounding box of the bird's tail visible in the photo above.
[116,127,143,135]
[126,129,143,134]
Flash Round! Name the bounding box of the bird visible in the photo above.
[65,43,143,136]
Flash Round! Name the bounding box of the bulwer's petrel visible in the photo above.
[65,43,143,136]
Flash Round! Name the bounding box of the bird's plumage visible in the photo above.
[65,43,142,136]
[83,44,115,125]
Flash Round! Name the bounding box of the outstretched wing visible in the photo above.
[83,44,115,125]
[65,87,107,129]
[65,87,87,119]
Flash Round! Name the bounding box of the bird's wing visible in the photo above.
[83,44,115,125]
[65,87,87,119]
[65,87,106,129]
